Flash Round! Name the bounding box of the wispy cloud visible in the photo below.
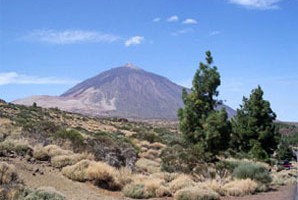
[172,28,194,36]
[124,36,144,47]
[24,29,119,44]
[153,17,161,22]
[228,0,282,9]
[0,72,77,85]
[209,30,222,36]
[182,19,198,24]
[167,15,179,22]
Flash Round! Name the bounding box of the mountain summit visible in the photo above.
[13,64,235,119]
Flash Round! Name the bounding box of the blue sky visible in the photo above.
[0,0,297,121]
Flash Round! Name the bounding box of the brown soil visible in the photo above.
[222,184,296,200]
[2,157,125,200]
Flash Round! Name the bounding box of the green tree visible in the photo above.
[231,86,279,160]
[178,51,231,156]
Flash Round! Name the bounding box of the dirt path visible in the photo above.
[222,184,296,200]
[3,157,125,200]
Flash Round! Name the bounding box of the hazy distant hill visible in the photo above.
[13,64,235,119]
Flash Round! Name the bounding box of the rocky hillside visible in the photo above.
[13,64,235,119]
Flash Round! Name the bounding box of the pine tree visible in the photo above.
[231,86,279,160]
[178,51,231,156]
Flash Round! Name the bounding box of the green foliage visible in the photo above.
[275,137,294,161]
[24,188,65,200]
[232,162,271,184]
[122,184,146,199]
[231,86,279,160]
[55,129,84,146]
[178,51,231,157]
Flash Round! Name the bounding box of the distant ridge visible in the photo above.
[13,64,236,119]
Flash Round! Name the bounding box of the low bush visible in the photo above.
[0,162,19,185]
[169,174,195,193]
[135,158,160,173]
[44,145,72,158]
[232,162,271,184]
[0,139,32,156]
[62,159,92,182]
[122,184,145,199]
[51,153,92,168]
[24,187,65,200]
[174,185,219,200]
[86,161,121,190]
[223,179,258,196]
[122,177,167,199]
[54,129,84,146]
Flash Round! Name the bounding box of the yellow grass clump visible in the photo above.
[223,179,258,196]
[135,158,161,173]
[43,145,72,157]
[51,153,93,168]
[174,185,220,200]
[123,176,167,198]
[62,159,92,182]
[0,162,18,185]
[86,161,121,190]
[169,174,196,193]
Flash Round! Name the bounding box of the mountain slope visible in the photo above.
[13,64,235,119]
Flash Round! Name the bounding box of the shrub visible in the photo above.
[24,187,65,200]
[0,139,32,156]
[203,180,225,196]
[223,179,258,196]
[54,129,84,146]
[86,161,120,190]
[0,162,19,185]
[51,153,90,168]
[169,174,195,193]
[115,167,133,188]
[122,177,166,199]
[33,145,50,161]
[62,159,92,182]
[232,162,271,184]
[174,185,220,200]
[122,184,145,199]
[44,145,72,158]
[135,158,160,173]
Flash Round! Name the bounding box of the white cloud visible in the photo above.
[0,72,77,85]
[182,19,198,24]
[209,30,221,36]
[124,36,144,47]
[24,30,119,44]
[167,15,179,22]
[172,28,194,36]
[228,0,282,9]
[153,17,161,22]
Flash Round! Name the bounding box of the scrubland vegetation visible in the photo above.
[0,51,297,200]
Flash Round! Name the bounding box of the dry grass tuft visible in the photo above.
[135,158,160,173]
[44,145,72,157]
[122,176,167,198]
[174,185,220,200]
[223,179,258,196]
[169,174,195,193]
[115,167,133,187]
[152,172,179,183]
[0,162,19,185]
[203,180,225,196]
[51,153,93,168]
[86,161,121,190]
[62,159,92,182]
